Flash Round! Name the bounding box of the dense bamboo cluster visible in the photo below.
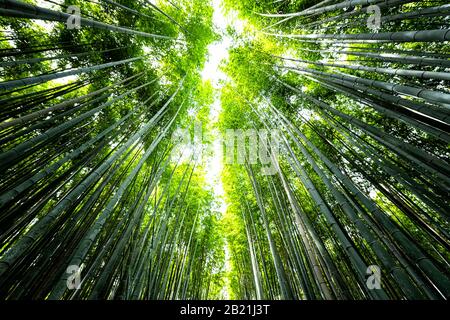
[0,0,449,300]
[220,0,450,299]
[0,0,223,299]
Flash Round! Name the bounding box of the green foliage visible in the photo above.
[0,0,449,301]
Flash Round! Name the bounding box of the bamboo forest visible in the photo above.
[0,0,449,301]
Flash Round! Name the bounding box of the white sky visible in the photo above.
[201,0,251,217]
[200,0,249,299]
[201,0,232,87]
[203,0,229,214]
[201,0,246,86]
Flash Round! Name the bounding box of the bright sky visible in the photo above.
[202,0,249,213]
[200,0,247,299]
[201,0,231,87]
[202,0,234,214]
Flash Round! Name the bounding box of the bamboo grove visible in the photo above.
[0,0,449,300]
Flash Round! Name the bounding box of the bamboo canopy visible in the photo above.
[0,0,449,300]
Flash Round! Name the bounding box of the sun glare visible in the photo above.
[199,0,250,299]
